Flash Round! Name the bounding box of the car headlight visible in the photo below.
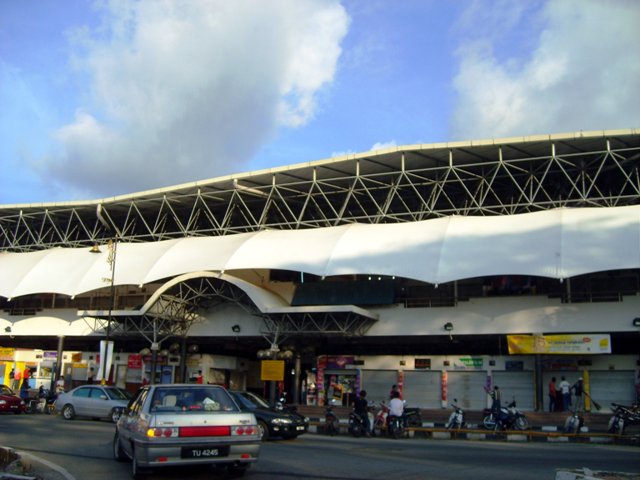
[271,418,293,425]
[0,400,6,405]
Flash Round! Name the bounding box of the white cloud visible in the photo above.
[370,141,396,151]
[451,0,640,140]
[42,0,349,197]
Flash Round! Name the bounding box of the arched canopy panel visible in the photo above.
[1,205,640,299]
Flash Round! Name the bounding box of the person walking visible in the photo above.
[559,376,571,411]
[548,377,557,412]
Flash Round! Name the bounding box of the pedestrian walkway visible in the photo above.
[296,405,639,444]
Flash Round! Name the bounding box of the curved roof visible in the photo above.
[1,204,639,299]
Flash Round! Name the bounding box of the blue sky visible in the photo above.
[1,0,639,204]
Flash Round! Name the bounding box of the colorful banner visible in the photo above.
[507,334,611,354]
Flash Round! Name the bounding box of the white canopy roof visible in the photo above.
[1,205,639,299]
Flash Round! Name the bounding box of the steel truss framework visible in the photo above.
[3,131,639,342]
[1,132,639,252]
[82,275,377,343]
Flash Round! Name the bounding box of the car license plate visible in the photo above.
[296,426,305,431]
[181,446,229,459]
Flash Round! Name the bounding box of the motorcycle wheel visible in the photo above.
[407,415,422,427]
[483,414,496,430]
[349,422,363,437]
[515,416,529,430]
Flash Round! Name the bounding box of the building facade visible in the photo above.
[1,129,640,410]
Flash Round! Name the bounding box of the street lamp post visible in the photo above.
[91,239,117,385]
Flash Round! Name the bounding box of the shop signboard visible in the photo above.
[261,360,285,381]
[0,348,14,361]
[508,334,611,354]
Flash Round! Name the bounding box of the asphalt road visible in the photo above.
[0,413,638,480]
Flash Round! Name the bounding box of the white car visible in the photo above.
[55,385,131,423]
[113,384,261,478]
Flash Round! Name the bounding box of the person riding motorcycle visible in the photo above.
[352,390,372,436]
[389,390,404,420]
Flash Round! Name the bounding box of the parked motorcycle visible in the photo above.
[325,403,340,436]
[563,408,584,433]
[445,398,465,430]
[404,405,423,428]
[485,399,529,431]
[387,414,405,439]
[608,402,640,435]
[348,411,368,437]
[372,401,389,436]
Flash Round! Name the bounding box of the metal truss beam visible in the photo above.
[80,275,375,343]
[2,135,639,251]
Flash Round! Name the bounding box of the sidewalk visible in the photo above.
[295,405,640,444]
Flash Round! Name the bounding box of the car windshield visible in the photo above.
[106,388,132,400]
[150,386,238,413]
[0,386,14,395]
[233,391,271,409]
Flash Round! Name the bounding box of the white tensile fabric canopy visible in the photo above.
[1,205,639,299]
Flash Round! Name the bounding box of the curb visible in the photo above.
[305,418,635,444]
[0,448,75,480]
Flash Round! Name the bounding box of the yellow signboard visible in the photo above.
[0,348,15,361]
[260,360,285,381]
[507,334,611,355]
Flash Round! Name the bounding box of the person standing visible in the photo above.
[87,367,95,385]
[12,368,21,391]
[548,377,557,412]
[559,376,571,411]
[572,377,584,412]
[196,370,203,384]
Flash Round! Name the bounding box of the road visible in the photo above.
[0,414,638,480]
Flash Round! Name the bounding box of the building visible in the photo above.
[1,129,639,410]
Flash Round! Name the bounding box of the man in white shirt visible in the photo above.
[389,390,404,417]
[559,376,571,411]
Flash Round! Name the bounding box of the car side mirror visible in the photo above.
[100,395,108,400]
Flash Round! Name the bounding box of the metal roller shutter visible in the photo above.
[589,371,635,412]
[493,371,535,411]
[446,371,487,410]
[403,371,442,408]
[360,370,398,404]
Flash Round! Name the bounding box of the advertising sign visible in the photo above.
[507,334,611,354]
[261,360,285,381]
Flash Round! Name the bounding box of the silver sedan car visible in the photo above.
[55,385,131,423]
[113,384,261,478]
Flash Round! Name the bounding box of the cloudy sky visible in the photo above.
[1,0,639,204]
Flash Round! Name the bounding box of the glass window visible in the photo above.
[73,387,91,398]
[151,387,238,413]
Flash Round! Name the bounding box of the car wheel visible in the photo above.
[227,464,248,478]
[110,408,122,423]
[62,404,76,420]
[113,431,127,462]
[258,420,270,441]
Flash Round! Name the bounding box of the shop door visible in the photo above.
[446,371,487,410]
[590,371,635,411]
[360,370,398,404]
[493,371,535,411]
[403,371,441,408]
